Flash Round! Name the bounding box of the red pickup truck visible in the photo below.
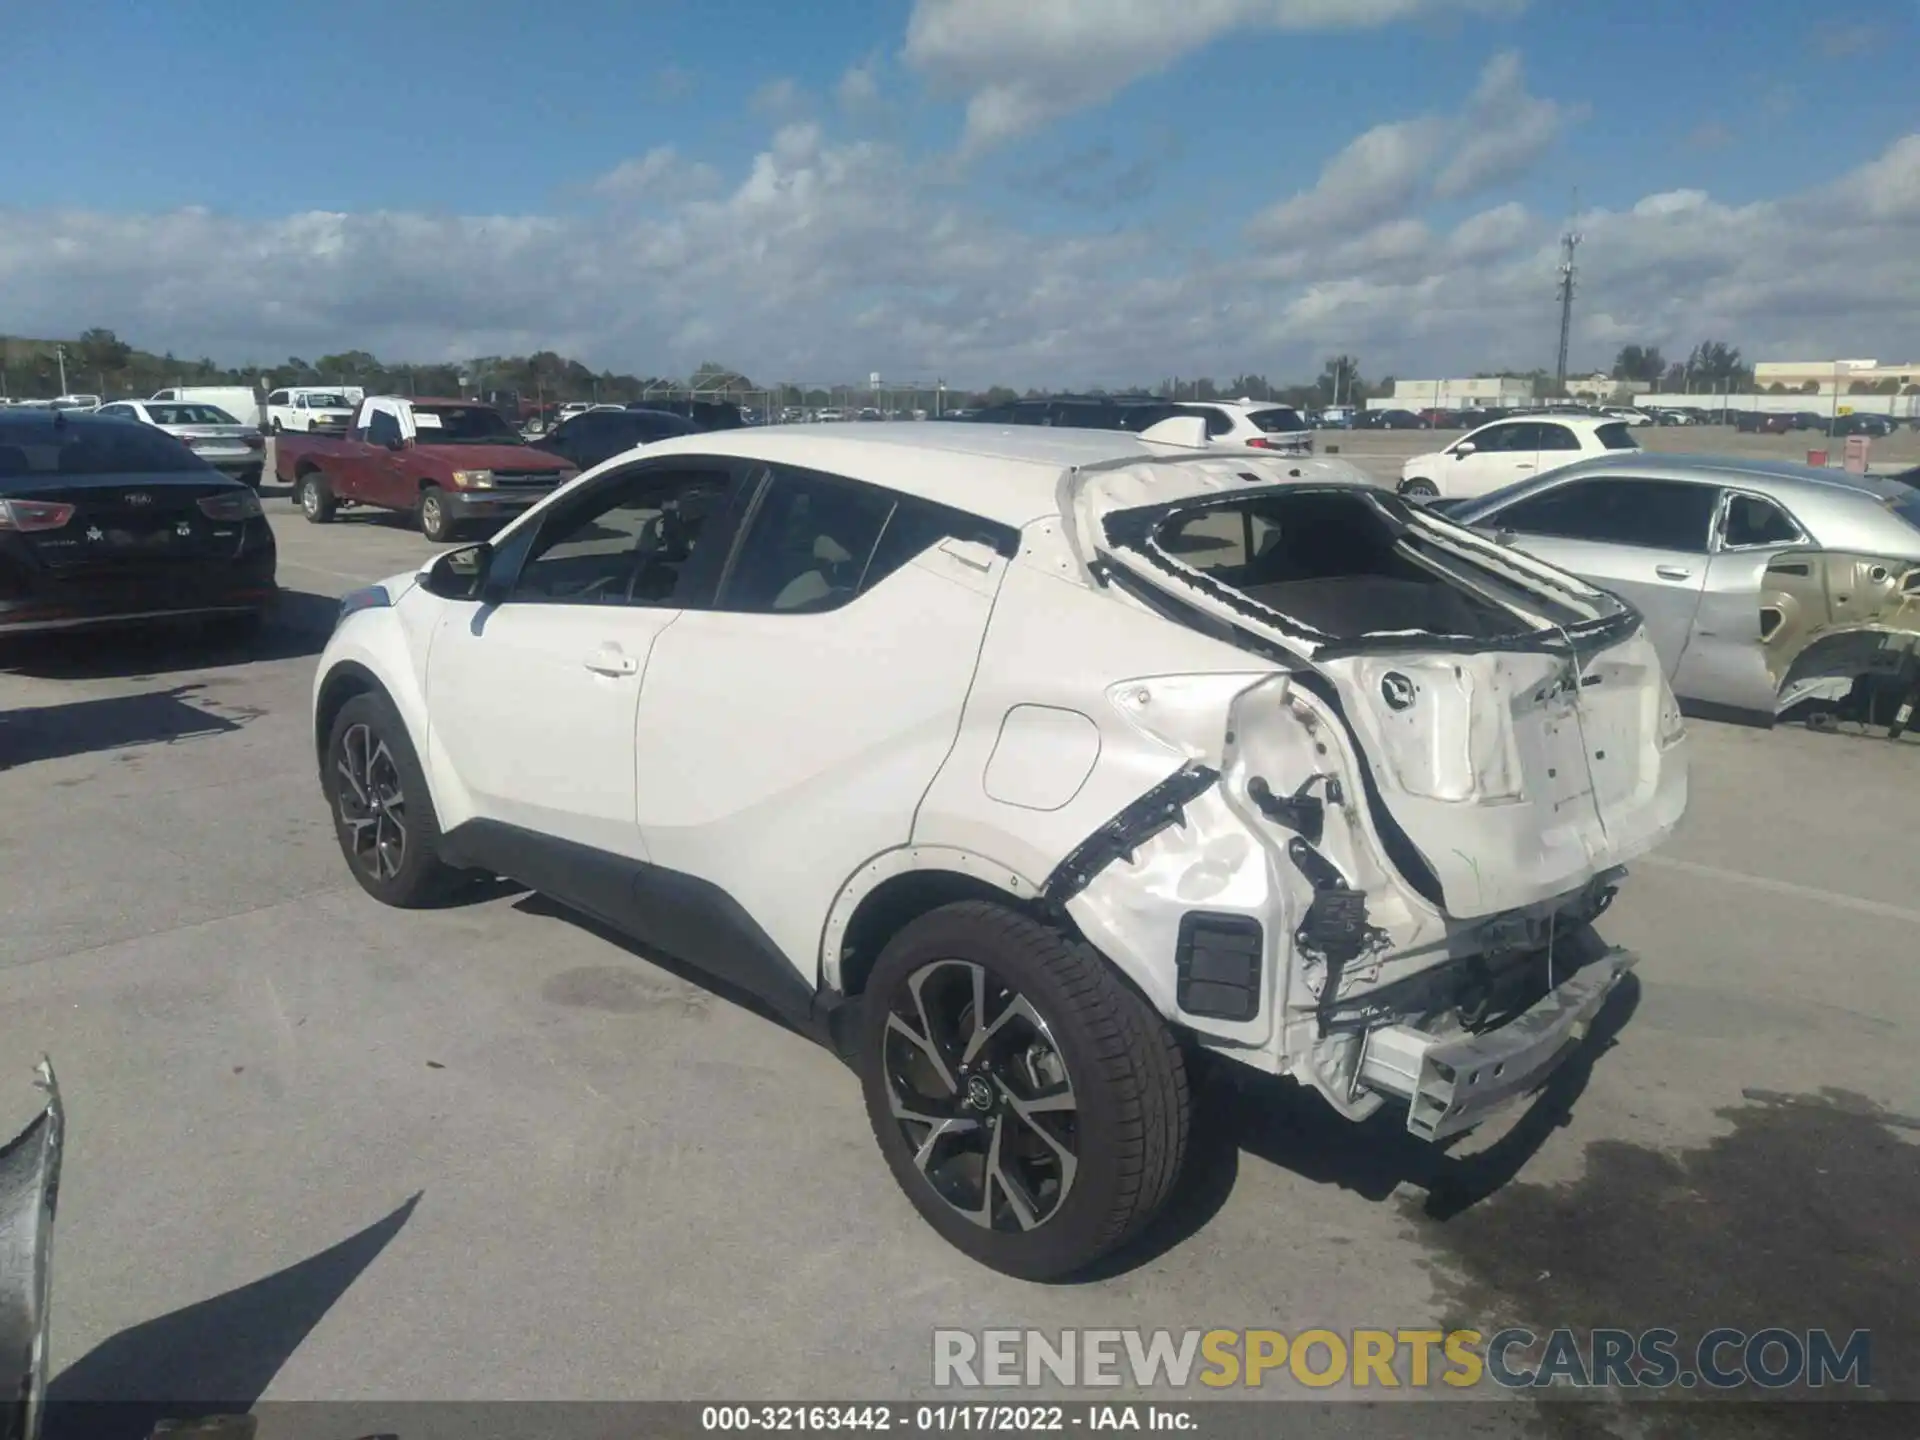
[274,396,578,541]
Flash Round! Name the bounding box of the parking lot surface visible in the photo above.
[1,446,1915,1426]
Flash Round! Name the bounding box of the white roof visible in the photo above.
[634,422,1364,527]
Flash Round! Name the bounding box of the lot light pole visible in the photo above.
[55,345,67,396]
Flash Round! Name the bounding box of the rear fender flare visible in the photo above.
[819,845,1043,993]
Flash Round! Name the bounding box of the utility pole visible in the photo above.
[55,344,68,396]
[1554,191,1581,393]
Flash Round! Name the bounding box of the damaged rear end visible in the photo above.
[1058,458,1687,1139]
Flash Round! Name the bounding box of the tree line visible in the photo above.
[1,330,1410,413]
[1610,341,1755,392]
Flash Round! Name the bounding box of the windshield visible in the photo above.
[149,404,237,426]
[414,405,522,443]
[0,421,206,475]
[1249,407,1307,434]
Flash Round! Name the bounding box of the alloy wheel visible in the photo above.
[335,722,408,881]
[882,959,1079,1232]
[302,480,320,517]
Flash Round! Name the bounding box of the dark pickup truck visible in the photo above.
[274,396,578,541]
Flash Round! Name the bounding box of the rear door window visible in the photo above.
[1720,493,1804,548]
[1490,478,1718,551]
[1537,424,1583,452]
[717,467,897,614]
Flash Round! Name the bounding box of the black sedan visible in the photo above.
[0,408,276,637]
[530,407,699,472]
[1359,408,1430,430]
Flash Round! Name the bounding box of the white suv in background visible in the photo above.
[312,423,1685,1279]
[1399,415,1641,500]
[1161,399,1314,456]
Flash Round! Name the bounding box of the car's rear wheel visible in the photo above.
[299,472,336,523]
[858,901,1189,1281]
[326,692,464,908]
[270,419,283,435]
[419,485,456,543]
[1399,478,1438,498]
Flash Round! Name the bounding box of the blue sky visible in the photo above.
[2,1,1916,385]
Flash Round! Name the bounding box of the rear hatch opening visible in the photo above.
[1067,464,1687,923]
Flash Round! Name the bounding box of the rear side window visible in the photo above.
[719,468,895,614]
[1595,422,1639,451]
[860,496,1018,594]
[1721,494,1803,548]
[1248,408,1305,434]
[366,410,402,446]
[1492,478,1717,552]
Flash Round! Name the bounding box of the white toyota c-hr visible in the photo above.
[313,423,1688,1279]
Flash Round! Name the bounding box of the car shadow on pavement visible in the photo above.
[512,891,811,1041]
[43,1192,420,1439]
[0,590,340,681]
[0,685,253,769]
[1073,974,1642,1283]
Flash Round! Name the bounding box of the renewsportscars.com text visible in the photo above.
[932,1327,1872,1391]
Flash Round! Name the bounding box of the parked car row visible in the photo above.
[1732,409,1905,438]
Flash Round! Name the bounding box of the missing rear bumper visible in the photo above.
[1358,948,1635,1141]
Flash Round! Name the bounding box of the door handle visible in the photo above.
[1655,564,1693,581]
[1516,463,1535,470]
[583,645,638,676]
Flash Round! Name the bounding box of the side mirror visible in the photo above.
[1493,528,1518,547]
[420,542,497,601]
[1453,442,1477,458]
[384,435,406,452]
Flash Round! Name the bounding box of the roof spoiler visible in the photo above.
[1136,415,1208,448]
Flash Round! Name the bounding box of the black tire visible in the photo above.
[270,419,284,435]
[1400,478,1438,498]
[418,484,457,543]
[298,471,337,523]
[858,900,1190,1281]
[325,691,465,909]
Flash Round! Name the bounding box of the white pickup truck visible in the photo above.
[266,386,365,434]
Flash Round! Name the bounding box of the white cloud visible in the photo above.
[2,123,1916,389]
[750,77,808,118]
[904,0,1528,153]
[1248,51,1566,245]
[836,60,881,113]
[590,147,721,204]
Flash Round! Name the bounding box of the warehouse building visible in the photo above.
[1375,376,1537,410]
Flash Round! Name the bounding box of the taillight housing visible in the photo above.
[197,490,264,521]
[0,499,76,532]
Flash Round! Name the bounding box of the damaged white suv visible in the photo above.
[313,424,1688,1280]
